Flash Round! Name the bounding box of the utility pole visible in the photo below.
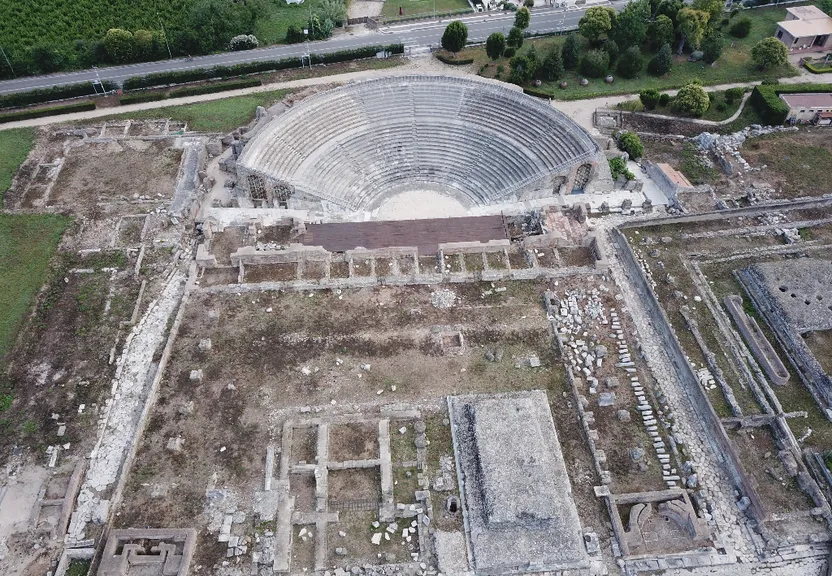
[157,11,174,59]
[0,45,15,78]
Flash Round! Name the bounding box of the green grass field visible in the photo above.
[380,0,471,19]
[0,214,71,364]
[98,88,292,132]
[471,5,799,100]
[0,128,35,207]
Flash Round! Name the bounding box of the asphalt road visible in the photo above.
[0,1,629,95]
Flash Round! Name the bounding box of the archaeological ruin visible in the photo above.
[0,72,831,576]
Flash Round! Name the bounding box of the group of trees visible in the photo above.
[638,80,710,116]
[0,0,273,77]
[481,6,532,61]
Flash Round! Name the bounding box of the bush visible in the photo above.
[436,53,474,65]
[724,87,744,102]
[168,78,261,98]
[729,17,752,38]
[609,156,635,180]
[229,34,259,51]
[673,82,710,116]
[639,88,660,110]
[119,92,167,105]
[0,81,118,110]
[504,47,516,58]
[523,87,552,98]
[716,102,727,111]
[648,43,672,75]
[579,49,609,78]
[659,93,671,106]
[616,46,643,78]
[0,102,95,124]
[286,25,305,44]
[617,131,644,160]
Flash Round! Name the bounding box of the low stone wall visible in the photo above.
[610,228,768,524]
[230,244,330,266]
[723,295,790,386]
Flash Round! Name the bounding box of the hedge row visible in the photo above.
[119,92,168,105]
[0,81,117,110]
[123,44,405,90]
[804,61,832,74]
[523,87,552,99]
[750,82,832,125]
[168,78,261,98]
[0,101,96,124]
[436,54,474,66]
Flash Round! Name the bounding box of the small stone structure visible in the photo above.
[98,528,197,576]
[723,295,790,386]
[448,391,588,574]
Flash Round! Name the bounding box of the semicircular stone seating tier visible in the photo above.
[238,75,601,211]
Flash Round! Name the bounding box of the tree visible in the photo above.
[539,46,564,81]
[691,0,723,23]
[486,32,506,60]
[183,0,259,54]
[614,0,651,49]
[29,44,68,73]
[562,33,580,70]
[673,81,710,115]
[701,30,723,64]
[104,29,134,63]
[648,43,672,75]
[617,46,644,78]
[640,88,661,109]
[729,17,752,38]
[604,39,620,63]
[579,49,610,78]
[648,15,675,51]
[514,7,531,30]
[751,37,788,70]
[656,0,684,26]
[579,6,615,44]
[821,0,832,16]
[286,25,305,43]
[441,20,468,56]
[677,8,710,50]
[509,51,539,84]
[507,26,524,48]
[133,30,154,61]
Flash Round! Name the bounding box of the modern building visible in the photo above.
[775,5,832,51]
[779,93,832,125]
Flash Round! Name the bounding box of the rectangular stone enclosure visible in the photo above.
[448,391,588,575]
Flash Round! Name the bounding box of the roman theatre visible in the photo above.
[235,75,612,219]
